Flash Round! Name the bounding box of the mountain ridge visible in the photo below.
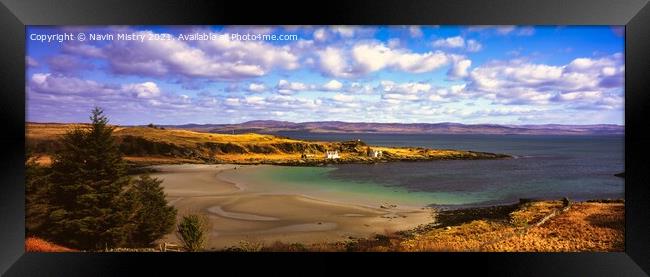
[157,120,624,135]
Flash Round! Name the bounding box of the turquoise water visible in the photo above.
[230,166,493,207]
[233,133,625,208]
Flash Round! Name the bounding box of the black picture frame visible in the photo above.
[1,0,649,276]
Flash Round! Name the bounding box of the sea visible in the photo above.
[234,132,624,208]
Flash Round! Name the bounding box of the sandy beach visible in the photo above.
[149,164,434,250]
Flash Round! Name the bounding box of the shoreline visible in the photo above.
[150,164,434,250]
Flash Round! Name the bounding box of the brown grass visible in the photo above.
[400,220,518,252]
[399,201,624,252]
[485,203,624,252]
[510,200,565,226]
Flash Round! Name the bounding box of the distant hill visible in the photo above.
[162,121,624,136]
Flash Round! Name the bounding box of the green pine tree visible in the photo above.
[25,151,51,236]
[47,107,132,249]
[39,107,177,250]
[126,175,177,247]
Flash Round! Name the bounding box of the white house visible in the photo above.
[326,150,340,159]
[369,149,383,158]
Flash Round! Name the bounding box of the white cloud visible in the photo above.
[387,38,401,48]
[432,36,465,48]
[332,93,355,102]
[348,82,375,94]
[466,40,483,52]
[432,36,482,52]
[555,90,602,101]
[317,47,354,78]
[122,82,161,98]
[102,30,300,80]
[465,53,624,107]
[448,59,472,79]
[323,79,343,91]
[225,97,240,106]
[332,26,355,38]
[409,26,423,38]
[357,43,453,73]
[450,84,467,94]
[313,28,328,42]
[244,96,266,105]
[277,79,313,94]
[382,93,420,101]
[317,42,461,78]
[468,26,534,37]
[30,73,168,102]
[30,73,115,95]
[496,26,516,35]
[381,81,432,94]
[248,83,266,92]
[517,26,535,36]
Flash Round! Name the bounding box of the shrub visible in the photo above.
[264,241,308,252]
[233,240,264,252]
[176,214,209,251]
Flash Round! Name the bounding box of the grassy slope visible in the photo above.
[26,123,509,166]
[399,201,624,252]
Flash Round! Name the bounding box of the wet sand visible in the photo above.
[149,164,433,250]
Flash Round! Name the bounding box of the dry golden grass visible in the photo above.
[510,201,565,226]
[115,126,305,147]
[398,201,624,252]
[400,220,518,252]
[27,123,302,145]
[486,203,624,252]
[25,123,91,140]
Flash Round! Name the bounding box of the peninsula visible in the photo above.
[26,122,510,166]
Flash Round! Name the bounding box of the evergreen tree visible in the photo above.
[47,107,132,249]
[25,152,50,236]
[126,175,177,247]
[39,107,177,250]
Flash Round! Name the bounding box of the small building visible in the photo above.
[326,150,340,159]
[369,149,383,158]
[301,152,315,159]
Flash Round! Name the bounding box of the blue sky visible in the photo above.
[26,25,624,125]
